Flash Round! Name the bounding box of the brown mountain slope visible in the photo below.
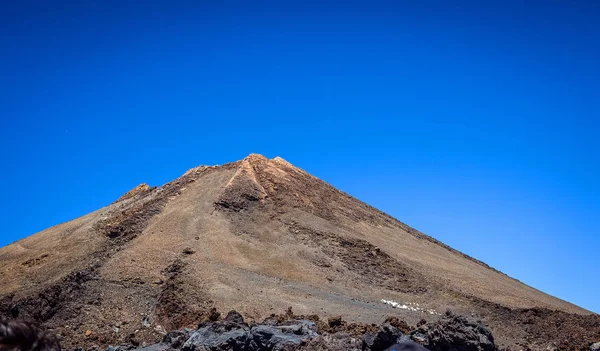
[0,154,597,350]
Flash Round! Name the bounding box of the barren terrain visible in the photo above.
[0,154,598,350]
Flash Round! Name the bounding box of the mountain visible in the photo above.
[0,154,598,350]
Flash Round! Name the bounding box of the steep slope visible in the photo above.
[0,154,597,350]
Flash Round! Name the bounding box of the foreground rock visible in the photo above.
[180,311,317,351]
[90,310,497,351]
[420,311,496,351]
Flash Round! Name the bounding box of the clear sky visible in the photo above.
[1,1,598,313]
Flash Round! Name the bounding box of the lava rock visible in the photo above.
[224,311,246,325]
[182,321,249,351]
[424,311,496,351]
[249,320,318,351]
[78,310,504,351]
[164,328,194,349]
[410,332,427,345]
[363,323,404,351]
[181,318,318,351]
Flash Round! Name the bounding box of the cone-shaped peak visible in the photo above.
[116,183,152,202]
[0,153,594,351]
[244,153,268,161]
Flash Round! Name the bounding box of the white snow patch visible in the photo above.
[381,299,441,315]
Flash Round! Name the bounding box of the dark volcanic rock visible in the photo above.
[224,311,246,325]
[181,314,318,351]
[182,320,249,351]
[91,311,500,351]
[164,329,194,349]
[249,320,318,350]
[362,323,404,351]
[424,311,496,351]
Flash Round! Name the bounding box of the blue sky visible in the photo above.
[1,1,598,313]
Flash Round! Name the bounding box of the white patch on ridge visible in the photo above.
[381,299,441,315]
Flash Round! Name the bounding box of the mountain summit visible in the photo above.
[0,154,597,349]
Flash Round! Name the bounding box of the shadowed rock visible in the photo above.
[423,311,496,351]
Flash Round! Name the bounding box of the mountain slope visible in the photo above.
[0,154,597,350]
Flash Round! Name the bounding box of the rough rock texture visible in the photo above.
[362,323,405,351]
[79,310,496,351]
[420,311,496,351]
[181,311,318,351]
[115,184,154,203]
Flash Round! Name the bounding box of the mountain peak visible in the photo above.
[242,153,269,163]
[116,183,153,202]
[0,155,596,350]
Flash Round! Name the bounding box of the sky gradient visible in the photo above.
[1,1,598,313]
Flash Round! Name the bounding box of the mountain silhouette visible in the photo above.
[0,154,597,350]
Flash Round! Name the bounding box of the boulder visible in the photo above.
[424,311,496,351]
[182,320,249,351]
[248,320,318,351]
[163,329,194,349]
[181,317,318,351]
[93,310,503,351]
[224,311,246,325]
[363,323,404,351]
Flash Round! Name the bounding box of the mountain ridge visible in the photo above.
[0,154,597,350]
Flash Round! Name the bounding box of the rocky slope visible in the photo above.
[84,309,497,351]
[0,154,598,350]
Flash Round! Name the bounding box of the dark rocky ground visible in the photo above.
[66,309,500,351]
[57,307,598,351]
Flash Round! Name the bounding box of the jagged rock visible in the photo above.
[224,311,246,325]
[363,334,376,351]
[182,314,250,351]
[181,317,318,351]
[77,311,503,351]
[309,331,362,351]
[590,342,600,351]
[362,323,404,351]
[182,325,249,351]
[163,329,194,349]
[248,320,317,350]
[410,332,427,344]
[424,311,496,351]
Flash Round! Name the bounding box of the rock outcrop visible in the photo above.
[83,310,497,351]
[418,311,496,351]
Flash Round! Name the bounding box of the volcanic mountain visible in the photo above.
[0,154,598,350]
